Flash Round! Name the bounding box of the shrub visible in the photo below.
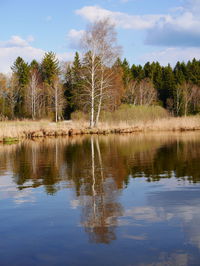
[71,111,89,121]
[100,104,169,124]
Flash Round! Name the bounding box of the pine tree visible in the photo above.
[41,52,61,120]
[143,62,154,80]
[152,62,163,101]
[41,52,60,85]
[64,52,83,119]
[11,57,30,89]
[11,57,30,117]
[121,58,132,86]
[161,64,176,108]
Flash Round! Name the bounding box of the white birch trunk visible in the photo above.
[90,53,95,128]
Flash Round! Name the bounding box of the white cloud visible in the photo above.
[185,0,200,14]
[140,47,200,66]
[75,6,169,30]
[67,29,85,49]
[0,46,45,73]
[76,3,200,48]
[0,36,74,73]
[145,0,200,47]
[145,11,200,47]
[0,35,32,48]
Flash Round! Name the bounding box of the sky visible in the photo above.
[0,0,200,73]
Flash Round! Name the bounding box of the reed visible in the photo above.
[0,115,199,141]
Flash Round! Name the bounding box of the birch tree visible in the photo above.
[123,78,157,106]
[80,19,121,127]
[181,82,196,116]
[52,78,65,122]
[174,85,183,116]
[27,68,41,119]
[0,74,7,117]
[5,74,20,119]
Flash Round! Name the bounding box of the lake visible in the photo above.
[1,133,200,266]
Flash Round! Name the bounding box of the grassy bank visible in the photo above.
[0,105,199,141]
[0,115,200,142]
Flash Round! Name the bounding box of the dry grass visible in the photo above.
[0,120,73,139]
[0,116,200,140]
[100,105,169,123]
[100,116,200,131]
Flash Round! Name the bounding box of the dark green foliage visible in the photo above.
[41,52,60,85]
[121,58,132,86]
[11,57,30,117]
[131,64,144,81]
[64,52,83,119]
[30,60,40,71]
[161,64,176,107]
[174,61,186,84]
[152,62,163,90]
[11,57,29,88]
[64,65,74,119]
[143,62,154,80]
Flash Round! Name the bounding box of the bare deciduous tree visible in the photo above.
[27,69,41,119]
[175,82,198,116]
[174,85,183,116]
[52,78,66,122]
[0,74,7,117]
[182,82,197,116]
[80,19,121,127]
[5,74,20,119]
[124,78,157,106]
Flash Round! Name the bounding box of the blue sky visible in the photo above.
[0,0,200,72]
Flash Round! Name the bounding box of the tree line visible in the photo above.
[123,58,200,116]
[0,19,200,125]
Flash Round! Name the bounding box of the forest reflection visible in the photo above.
[1,132,200,243]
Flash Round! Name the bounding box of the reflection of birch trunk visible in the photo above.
[95,137,106,224]
[80,136,122,243]
[32,144,37,175]
[55,139,58,167]
[91,136,96,230]
[95,137,104,182]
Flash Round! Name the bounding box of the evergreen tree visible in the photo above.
[188,58,200,85]
[131,64,144,81]
[174,61,185,84]
[121,58,132,86]
[161,64,175,108]
[41,52,61,119]
[30,59,40,72]
[41,52,60,85]
[143,62,154,80]
[64,52,83,118]
[11,57,30,89]
[11,57,30,117]
[152,62,163,98]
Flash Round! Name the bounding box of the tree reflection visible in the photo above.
[79,137,123,244]
[65,136,123,243]
[1,133,200,243]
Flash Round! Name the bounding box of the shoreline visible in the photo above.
[1,116,200,143]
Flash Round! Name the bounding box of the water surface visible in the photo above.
[1,133,200,265]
